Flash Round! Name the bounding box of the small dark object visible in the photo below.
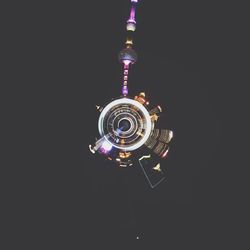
[118,48,138,64]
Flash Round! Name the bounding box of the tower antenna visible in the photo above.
[118,0,140,96]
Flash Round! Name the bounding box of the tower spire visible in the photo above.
[118,0,140,96]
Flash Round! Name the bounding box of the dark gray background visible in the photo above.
[5,1,246,249]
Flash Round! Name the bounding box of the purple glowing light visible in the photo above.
[122,86,128,96]
[127,19,136,24]
[128,6,136,22]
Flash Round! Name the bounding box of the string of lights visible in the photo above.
[118,0,139,96]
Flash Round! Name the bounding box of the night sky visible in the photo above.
[6,1,246,249]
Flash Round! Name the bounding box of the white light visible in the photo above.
[162,149,169,158]
[89,145,96,154]
[101,140,112,151]
[157,105,162,112]
[139,154,151,161]
[169,130,174,141]
[126,22,136,31]
[98,98,152,151]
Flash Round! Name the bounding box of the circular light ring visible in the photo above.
[100,104,144,149]
[98,98,152,151]
[117,117,134,134]
[114,115,137,137]
[100,104,147,148]
[108,111,139,139]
